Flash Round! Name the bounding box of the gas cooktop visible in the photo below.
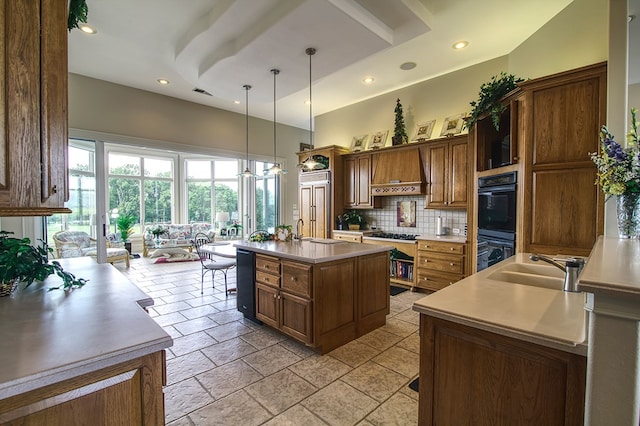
[368,232,418,241]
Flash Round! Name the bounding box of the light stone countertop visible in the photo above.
[0,257,173,399]
[578,236,640,299]
[413,253,587,355]
[234,239,393,263]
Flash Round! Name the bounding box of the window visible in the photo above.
[255,161,278,232]
[48,141,96,243]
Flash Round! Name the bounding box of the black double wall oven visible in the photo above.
[477,172,517,271]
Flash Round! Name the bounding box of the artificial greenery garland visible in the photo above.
[68,0,89,31]
[466,72,524,131]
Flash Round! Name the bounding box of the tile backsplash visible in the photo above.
[353,196,467,237]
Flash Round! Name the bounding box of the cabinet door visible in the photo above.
[356,155,372,207]
[255,282,278,328]
[448,139,468,208]
[425,142,448,208]
[280,291,312,344]
[344,157,357,207]
[313,183,329,238]
[300,185,313,238]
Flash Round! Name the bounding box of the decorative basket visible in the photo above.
[0,279,18,297]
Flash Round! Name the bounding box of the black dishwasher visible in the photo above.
[236,249,261,324]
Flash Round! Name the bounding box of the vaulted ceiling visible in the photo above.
[70,0,613,130]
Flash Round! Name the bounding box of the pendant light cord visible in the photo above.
[244,84,251,164]
[307,48,315,150]
[271,69,280,164]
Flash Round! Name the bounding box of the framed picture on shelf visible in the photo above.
[412,120,436,142]
[368,130,388,150]
[299,142,312,151]
[397,201,416,227]
[350,134,368,152]
[440,113,465,137]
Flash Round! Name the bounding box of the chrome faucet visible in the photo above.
[529,254,586,292]
[295,218,304,240]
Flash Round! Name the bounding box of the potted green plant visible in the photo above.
[465,72,524,131]
[0,231,87,296]
[392,98,409,146]
[116,214,136,253]
[148,225,168,246]
[342,210,366,230]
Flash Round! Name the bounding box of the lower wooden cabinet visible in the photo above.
[415,240,467,291]
[0,351,166,425]
[254,251,389,353]
[419,315,586,425]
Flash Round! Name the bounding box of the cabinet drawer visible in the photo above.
[282,261,312,297]
[418,240,465,254]
[332,233,362,243]
[415,269,463,292]
[256,255,280,274]
[417,252,464,274]
[256,270,280,288]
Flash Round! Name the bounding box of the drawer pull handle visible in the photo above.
[450,263,455,266]
[450,248,454,251]
[273,294,276,299]
[291,276,296,281]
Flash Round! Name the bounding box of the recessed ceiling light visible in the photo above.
[79,24,96,34]
[233,100,241,104]
[157,79,170,85]
[400,62,417,71]
[452,40,468,50]
[362,76,375,84]
[304,100,311,105]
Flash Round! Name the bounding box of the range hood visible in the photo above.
[370,148,425,196]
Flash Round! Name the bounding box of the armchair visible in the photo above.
[52,230,130,267]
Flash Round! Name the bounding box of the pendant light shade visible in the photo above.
[299,47,319,171]
[239,84,256,178]
[266,68,287,175]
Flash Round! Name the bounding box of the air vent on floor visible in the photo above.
[192,87,212,96]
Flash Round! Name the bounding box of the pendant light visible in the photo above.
[266,68,287,175]
[299,47,319,171]
[238,84,256,178]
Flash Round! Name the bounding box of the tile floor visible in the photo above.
[120,256,425,426]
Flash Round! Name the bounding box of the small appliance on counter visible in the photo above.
[435,216,446,236]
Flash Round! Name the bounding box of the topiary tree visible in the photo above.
[392,98,408,145]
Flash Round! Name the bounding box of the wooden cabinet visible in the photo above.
[424,135,469,209]
[0,0,71,216]
[519,63,606,256]
[419,315,586,425]
[0,351,166,424]
[362,238,416,288]
[415,240,467,292]
[344,152,381,209]
[332,230,366,243]
[254,251,389,353]
[299,171,330,239]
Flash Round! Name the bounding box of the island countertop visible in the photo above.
[234,239,393,263]
[413,253,587,355]
[0,257,172,399]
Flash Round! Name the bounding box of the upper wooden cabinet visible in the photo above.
[424,135,469,209]
[519,63,606,256]
[344,152,381,209]
[0,0,71,216]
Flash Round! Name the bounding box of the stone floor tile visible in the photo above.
[189,389,271,426]
[185,295,220,308]
[288,355,351,388]
[208,308,245,324]
[152,311,188,327]
[365,392,418,426]
[393,308,420,325]
[163,325,183,339]
[240,327,288,349]
[167,350,216,385]
[328,340,381,368]
[173,316,219,335]
[166,415,194,426]
[341,361,408,402]
[372,346,419,378]
[171,331,217,357]
[204,321,254,342]
[399,376,420,401]
[160,291,197,304]
[396,333,420,354]
[242,344,301,376]
[180,304,219,320]
[200,337,258,366]
[245,369,317,415]
[278,339,317,359]
[153,300,193,315]
[164,377,214,423]
[263,404,328,426]
[357,328,403,352]
[378,317,419,338]
[196,359,263,400]
[302,381,378,426]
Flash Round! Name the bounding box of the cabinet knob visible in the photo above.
[291,276,296,281]
[51,185,58,194]
[450,262,455,266]
[450,247,454,251]
[273,294,276,299]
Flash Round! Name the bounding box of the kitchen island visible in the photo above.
[0,257,172,424]
[234,239,392,353]
[413,253,587,425]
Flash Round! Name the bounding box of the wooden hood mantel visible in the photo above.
[370,147,425,196]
